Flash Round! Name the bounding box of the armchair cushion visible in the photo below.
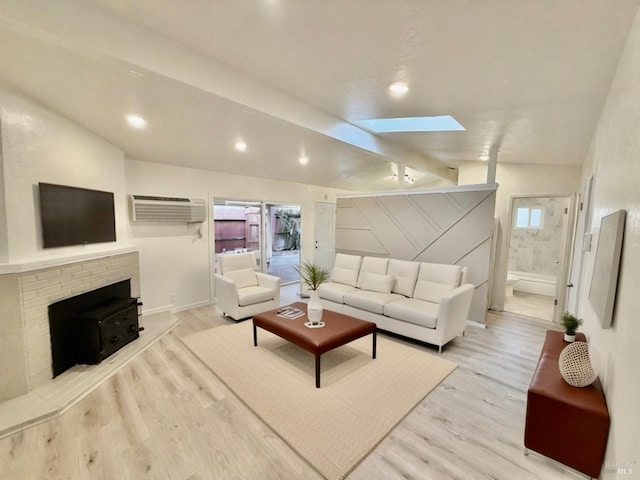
[238,286,276,306]
[225,268,258,289]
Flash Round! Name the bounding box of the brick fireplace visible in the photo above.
[0,250,140,403]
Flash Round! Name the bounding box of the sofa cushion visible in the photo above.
[413,281,456,304]
[317,282,357,304]
[225,268,258,289]
[238,285,275,306]
[344,290,402,314]
[356,257,389,288]
[419,262,462,286]
[329,253,363,286]
[384,298,439,329]
[387,259,420,297]
[331,267,359,287]
[412,263,462,303]
[360,272,395,294]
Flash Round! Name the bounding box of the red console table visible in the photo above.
[524,331,610,478]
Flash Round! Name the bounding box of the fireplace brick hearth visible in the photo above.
[0,250,140,403]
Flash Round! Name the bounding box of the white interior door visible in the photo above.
[314,202,336,271]
[553,196,575,322]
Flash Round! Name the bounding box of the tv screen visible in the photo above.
[39,183,116,248]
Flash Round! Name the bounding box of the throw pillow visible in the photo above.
[360,272,395,294]
[331,266,358,287]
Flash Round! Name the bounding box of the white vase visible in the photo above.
[564,333,576,342]
[307,290,323,325]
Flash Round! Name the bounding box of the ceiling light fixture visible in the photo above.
[388,82,409,95]
[125,114,147,129]
[234,141,247,152]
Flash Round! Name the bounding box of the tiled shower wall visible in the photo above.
[0,252,139,402]
[508,197,568,276]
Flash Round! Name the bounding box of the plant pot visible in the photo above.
[307,290,323,325]
[564,333,576,342]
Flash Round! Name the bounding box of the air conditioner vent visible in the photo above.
[130,195,206,223]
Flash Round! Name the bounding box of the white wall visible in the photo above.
[0,85,349,314]
[575,7,640,477]
[458,162,581,309]
[0,85,128,262]
[0,124,8,263]
[125,159,346,313]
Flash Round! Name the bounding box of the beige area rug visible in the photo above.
[181,321,457,480]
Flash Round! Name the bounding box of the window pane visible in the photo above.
[516,208,529,228]
[530,208,543,227]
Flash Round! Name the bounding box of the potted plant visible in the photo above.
[294,262,330,325]
[561,312,583,342]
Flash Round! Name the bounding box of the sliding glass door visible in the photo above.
[265,203,301,284]
[212,199,301,285]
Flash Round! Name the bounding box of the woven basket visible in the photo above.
[559,341,599,387]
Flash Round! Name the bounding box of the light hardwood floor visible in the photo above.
[1,286,578,480]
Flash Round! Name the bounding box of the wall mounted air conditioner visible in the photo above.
[130,195,206,223]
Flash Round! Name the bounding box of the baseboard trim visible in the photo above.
[467,319,487,329]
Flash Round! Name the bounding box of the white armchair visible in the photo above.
[214,252,280,320]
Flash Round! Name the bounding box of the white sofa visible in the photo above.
[317,254,474,352]
[214,252,280,320]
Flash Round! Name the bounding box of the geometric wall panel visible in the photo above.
[335,185,497,324]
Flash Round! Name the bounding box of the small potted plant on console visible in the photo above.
[561,311,583,342]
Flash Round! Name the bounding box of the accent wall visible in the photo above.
[335,184,496,324]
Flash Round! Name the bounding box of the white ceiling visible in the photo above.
[0,0,638,191]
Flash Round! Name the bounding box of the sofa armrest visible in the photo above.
[437,283,474,337]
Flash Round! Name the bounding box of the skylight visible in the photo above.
[355,115,465,133]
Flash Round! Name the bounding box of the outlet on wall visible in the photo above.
[170,294,176,303]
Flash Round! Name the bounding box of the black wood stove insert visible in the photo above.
[48,279,143,377]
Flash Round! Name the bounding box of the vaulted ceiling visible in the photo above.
[1,1,638,191]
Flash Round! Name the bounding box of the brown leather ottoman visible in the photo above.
[252,302,377,388]
[524,330,610,478]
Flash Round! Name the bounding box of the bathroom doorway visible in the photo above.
[504,195,574,322]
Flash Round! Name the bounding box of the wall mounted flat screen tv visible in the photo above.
[39,183,116,248]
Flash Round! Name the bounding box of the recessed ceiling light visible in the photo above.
[298,155,308,165]
[355,115,465,133]
[125,114,147,129]
[388,82,409,95]
[234,141,247,152]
